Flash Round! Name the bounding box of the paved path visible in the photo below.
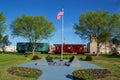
[19,60,103,80]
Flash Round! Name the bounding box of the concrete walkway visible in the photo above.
[19,60,103,80]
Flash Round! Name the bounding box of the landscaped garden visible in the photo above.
[7,67,42,78]
[0,53,120,80]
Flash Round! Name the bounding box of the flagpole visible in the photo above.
[61,8,64,60]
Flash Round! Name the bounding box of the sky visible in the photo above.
[0,0,120,46]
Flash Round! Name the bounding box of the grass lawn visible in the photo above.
[0,53,85,80]
[0,53,120,80]
[0,53,36,80]
[91,55,120,80]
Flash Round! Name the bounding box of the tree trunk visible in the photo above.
[104,41,107,54]
[2,46,5,53]
[97,42,100,56]
[32,44,36,56]
[32,48,35,56]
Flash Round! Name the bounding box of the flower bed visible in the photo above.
[7,67,42,78]
[72,69,111,80]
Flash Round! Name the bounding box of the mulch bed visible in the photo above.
[72,69,111,80]
[7,67,42,78]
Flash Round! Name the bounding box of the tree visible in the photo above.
[74,10,120,56]
[0,34,11,52]
[111,36,120,55]
[0,12,6,33]
[0,12,10,52]
[11,14,55,55]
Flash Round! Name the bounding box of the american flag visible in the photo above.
[56,11,64,20]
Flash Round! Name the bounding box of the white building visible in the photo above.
[48,44,55,53]
[87,35,111,54]
[0,46,17,52]
[117,46,120,54]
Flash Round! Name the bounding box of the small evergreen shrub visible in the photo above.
[32,55,40,60]
[64,57,69,59]
[54,56,60,59]
[79,57,84,60]
[85,55,92,61]
[24,54,28,57]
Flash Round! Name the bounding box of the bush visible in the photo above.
[79,57,84,60]
[85,53,97,56]
[32,55,40,60]
[85,55,92,61]
[64,57,69,59]
[72,69,111,80]
[54,56,60,59]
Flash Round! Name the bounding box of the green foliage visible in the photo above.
[32,55,40,60]
[74,10,120,54]
[0,12,6,33]
[10,14,55,55]
[72,69,111,80]
[0,12,10,52]
[74,10,110,39]
[11,14,55,41]
[0,33,11,52]
[1,35,11,46]
[85,55,92,61]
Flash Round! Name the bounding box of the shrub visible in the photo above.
[72,69,111,80]
[54,56,60,59]
[85,55,92,61]
[64,57,69,59]
[32,55,40,60]
[79,57,84,60]
[85,53,97,56]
